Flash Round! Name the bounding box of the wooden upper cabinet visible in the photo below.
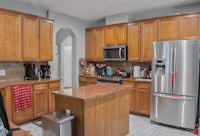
[127,23,141,61]
[116,24,127,45]
[39,19,53,61]
[141,20,157,62]
[0,10,22,62]
[157,17,178,41]
[95,27,104,61]
[104,24,127,46]
[178,14,200,40]
[86,29,95,62]
[23,16,39,61]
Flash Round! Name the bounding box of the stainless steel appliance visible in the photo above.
[103,45,127,61]
[40,64,51,78]
[96,75,122,84]
[151,40,200,129]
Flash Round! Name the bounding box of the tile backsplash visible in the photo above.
[0,62,47,80]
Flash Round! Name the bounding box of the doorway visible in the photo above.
[56,28,77,89]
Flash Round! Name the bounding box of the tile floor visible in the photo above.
[20,114,193,136]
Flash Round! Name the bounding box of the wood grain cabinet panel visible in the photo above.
[127,23,141,61]
[141,20,157,62]
[39,19,53,61]
[95,27,104,61]
[116,24,127,45]
[48,81,60,112]
[178,14,200,40]
[157,17,178,41]
[33,83,48,118]
[85,29,95,62]
[0,10,22,61]
[23,15,39,61]
[104,25,116,45]
[79,76,96,87]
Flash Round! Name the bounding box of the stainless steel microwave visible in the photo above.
[103,45,127,61]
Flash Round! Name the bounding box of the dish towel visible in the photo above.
[11,85,31,112]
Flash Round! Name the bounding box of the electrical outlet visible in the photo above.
[0,70,6,76]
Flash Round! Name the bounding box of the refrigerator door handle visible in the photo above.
[173,47,177,87]
[173,72,176,86]
[170,72,173,86]
[153,93,194,101]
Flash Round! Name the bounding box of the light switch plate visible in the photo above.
[0,70,6,76]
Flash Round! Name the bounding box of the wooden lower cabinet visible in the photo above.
[122,80,151,116]
[48,81,60,112]
[79,76,96,86]
[0,87,13,122]
[33,83,48,118]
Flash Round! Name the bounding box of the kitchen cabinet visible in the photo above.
[79,76,96,86]
[48,81,60,112]
[122,80,151,116]
[178,14,200,40]
[0,87,12,122]
[157,16,178,41]
[86,29,95,62]
[23,15,39,61]
[0,9,22,62]
[33,83,48,118]
[39,19,53,61]
[85,27,104,62]
[104,24,127,45]
[12,86,33,124]
[127,22,141,61]
[141,20,157,62]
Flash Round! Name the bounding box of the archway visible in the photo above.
[56,28,77,89]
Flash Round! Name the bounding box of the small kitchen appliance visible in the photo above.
[40,64,51,78]
[24,63,38,80]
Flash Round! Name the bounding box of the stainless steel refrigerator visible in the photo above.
[150,40,200,129]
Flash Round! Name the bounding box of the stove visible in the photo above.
[96,75,122,84]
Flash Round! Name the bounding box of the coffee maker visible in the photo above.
[40,64,51,78]
[24,63,38,80]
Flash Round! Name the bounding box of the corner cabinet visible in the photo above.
[39,19,53,61]
[33,83,49,118]
[0,10,22,62]
[127,22,141,61]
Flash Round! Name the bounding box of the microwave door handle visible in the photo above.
[119,48,122,58]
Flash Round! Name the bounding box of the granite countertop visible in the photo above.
[53,83,131,100]
[0,78,61,89]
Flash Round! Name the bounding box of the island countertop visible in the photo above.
[53,83,130,100]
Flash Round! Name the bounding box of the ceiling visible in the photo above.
[15,0,199,21]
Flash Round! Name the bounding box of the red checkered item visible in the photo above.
[11,85,31,112]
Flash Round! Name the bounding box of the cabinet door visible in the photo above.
[23,15,39,61]
[178,14,200,40]
[95,28,104,61]
[135,89,150,116]
[104,25,115,45]
[0,88,12,122]
[141,20,157,62]
[0,10,22,61]
[85,29,95,62]
[157,17,178,41]
[48,81,60,112]
[116,24,127,45]
[39,19,53,61]
[33,84,48,118]
[127,23,141,61]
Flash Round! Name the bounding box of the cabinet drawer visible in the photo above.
[135,82,151,89]
[33,83,48,90]
[122,81,135,87]
[79,76,87,82]
[49,81,60,89]
[88,77,96,83]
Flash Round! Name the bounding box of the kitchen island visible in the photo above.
[53,83,130,136]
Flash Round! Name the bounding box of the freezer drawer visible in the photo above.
[150,93,197,129]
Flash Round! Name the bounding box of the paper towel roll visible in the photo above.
[134,66,140,78]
